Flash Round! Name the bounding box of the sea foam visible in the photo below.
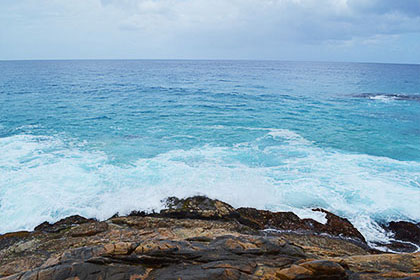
[0,130,419,250]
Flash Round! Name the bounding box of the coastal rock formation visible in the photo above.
[372,221,420,253]
[235,207,366,243]
[385,221,420,246]
[160,196,236,219]
[1,196,419,280]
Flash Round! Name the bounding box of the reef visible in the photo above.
[1,196,419,280]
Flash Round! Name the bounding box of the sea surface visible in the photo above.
[1,60,419,248]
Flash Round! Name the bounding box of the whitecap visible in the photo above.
[369,95,396,102]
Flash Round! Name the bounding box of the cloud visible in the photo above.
[1,0,419,61]
[97,0,420,42]
[350,0,420,17]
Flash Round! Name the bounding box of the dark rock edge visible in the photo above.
[4,195,420,253]
[1,196,419,280]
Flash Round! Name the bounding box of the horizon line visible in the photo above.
[0,58,419,66]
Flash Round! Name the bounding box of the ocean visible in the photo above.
[0,60,419,248]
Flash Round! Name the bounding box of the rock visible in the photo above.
[235,207,312,231]
[104,242,134,255]
[124,196,366,244]
[373,240,419,253]
[311,208,366,243]
[68,221,108,237]
[329,252,420,279]
[276,233,374,258]
[235,207,366,243]
[0,231,30,250]
[374,221,420,253]
[277,260,347,280]
[385,221,420,245]
[34,215,92,233]
[161,196,236,219]
[300,260,346,275]
[1,196,419,279]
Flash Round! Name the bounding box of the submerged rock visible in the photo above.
[0,196,419,280]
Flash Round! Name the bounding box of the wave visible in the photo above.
[355,93,420,102]
[0,131,419,250]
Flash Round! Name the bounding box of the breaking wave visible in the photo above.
[0,129,419,250]
[355,93,420,102]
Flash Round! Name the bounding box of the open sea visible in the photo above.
[0,60,419,248]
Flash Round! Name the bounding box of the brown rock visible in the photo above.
[104,242,134,255]
[373,239,419,253]
[235,207,366,243]
[0,196,419,280]
[277,260,346,280]
[300,260,346,275]
[68,221,108,237]
[277,264,314,280]
[0,231,30,251]
[330,252,420,274]
[236,207,311,231]
[160,196,236,219]
[34,215,92,233]
[312,208,366,243]
[385,221,420,245]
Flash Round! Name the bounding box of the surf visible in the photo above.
[1,130,419,251]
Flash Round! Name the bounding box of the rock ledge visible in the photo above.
[1,196,419,280]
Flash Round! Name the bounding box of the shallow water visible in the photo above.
[0,60,419,247]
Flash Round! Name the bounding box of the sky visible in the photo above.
[1,0,420,63]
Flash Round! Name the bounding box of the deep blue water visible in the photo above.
[0,60,419,247]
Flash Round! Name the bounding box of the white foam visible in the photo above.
[0,131,419,251]
[293,209,327,225]
[369,95,396,102]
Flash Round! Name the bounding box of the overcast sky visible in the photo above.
[1,0,420,63]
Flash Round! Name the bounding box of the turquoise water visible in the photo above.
[1,60,419,246]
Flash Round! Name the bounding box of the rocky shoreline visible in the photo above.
[1,196,419,279]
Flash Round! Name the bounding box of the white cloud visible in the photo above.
[1,0,419,61]
[96,0,420,42]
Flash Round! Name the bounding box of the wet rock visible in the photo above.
[235,207,366,243]
[235,207,312,231]
[161,196,236,219]
[374,221,420,253]
[129,196,366,244]
[1,196,419,279]
[373,240,419,253]
[34,215,92,233]
[311,208,366,243]
[385,221,420,246]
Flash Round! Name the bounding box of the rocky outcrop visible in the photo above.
[386,221,420,245]
[34,215,93,233]
[235,207,366,243]
[0,196,419,280]
[373,221,420,253]
[160,196,237,219]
